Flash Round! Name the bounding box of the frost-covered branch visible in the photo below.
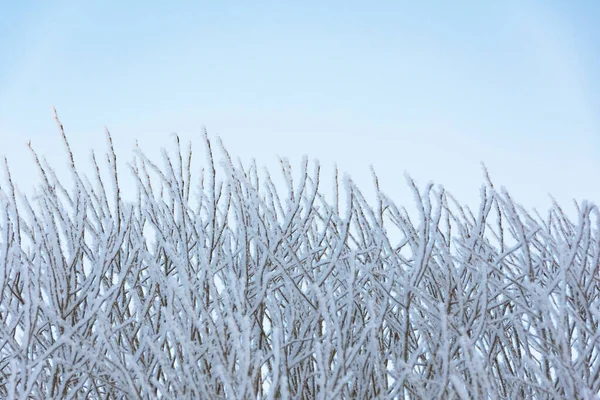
[0,123,599,399]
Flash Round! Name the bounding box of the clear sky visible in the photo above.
[1,1,599,217]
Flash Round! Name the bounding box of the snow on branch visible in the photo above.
[0,122,599,399]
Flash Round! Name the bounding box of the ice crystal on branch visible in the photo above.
[0,118,599,399]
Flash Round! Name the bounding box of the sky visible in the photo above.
[1,1,599,219]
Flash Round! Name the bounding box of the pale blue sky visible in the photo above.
[1,1,599,215]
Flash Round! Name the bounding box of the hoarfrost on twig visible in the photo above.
[0,124,599,399]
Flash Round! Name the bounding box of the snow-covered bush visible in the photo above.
[1,118,599,399]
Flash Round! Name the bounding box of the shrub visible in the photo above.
[1,116,599,399]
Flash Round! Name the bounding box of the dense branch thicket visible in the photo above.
[1,122,599,399]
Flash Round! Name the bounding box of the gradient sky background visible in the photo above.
[1,1,599,218]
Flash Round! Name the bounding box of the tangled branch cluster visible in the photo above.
[1,124,599,399]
